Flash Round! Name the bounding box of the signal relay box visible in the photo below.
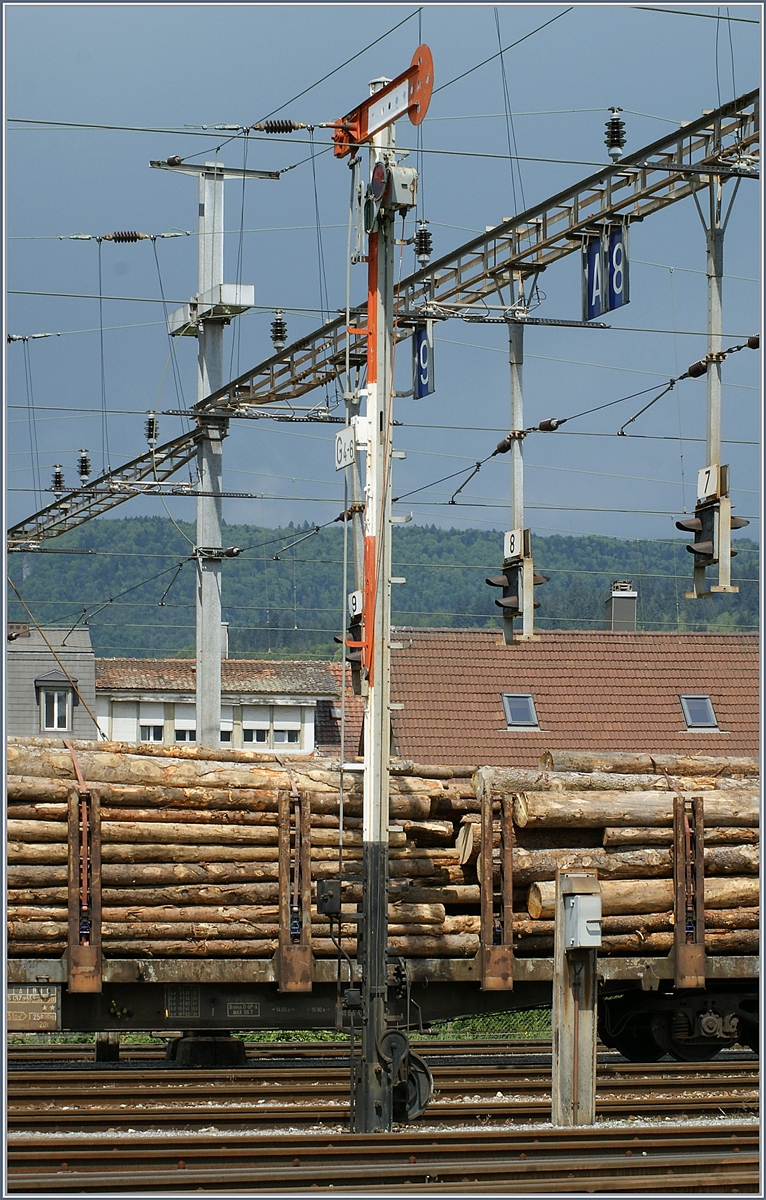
[563,891,602,949]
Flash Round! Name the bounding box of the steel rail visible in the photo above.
[8,1061,758,1130]
[6,1036,554,1062]
[9,1061,759,1088]
[6,1125,759,1193]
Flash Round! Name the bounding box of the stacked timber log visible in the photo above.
[473,750,759,957]
[6,738,481,961]
[6,738,759,963]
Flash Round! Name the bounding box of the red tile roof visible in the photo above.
[389,629,759,768]
[317,663,365,759]
[95,658,337,696]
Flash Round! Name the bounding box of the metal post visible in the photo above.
[196,164,227,749]
[344,392,367,607]
[353,91,396,1135]
[551,871,600,1126]
[705,179,724,472]
[153,157,272,747]
[508,317,536,643]
[509,321,524,536]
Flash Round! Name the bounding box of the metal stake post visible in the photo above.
[354,92,396,1135]
[551,871,601,1126]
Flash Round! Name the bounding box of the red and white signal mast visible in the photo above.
[333,45,434,1134]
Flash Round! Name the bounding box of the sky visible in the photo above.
[4,2,762,553]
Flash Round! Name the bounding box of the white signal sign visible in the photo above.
[335,426,356,472]
[348,590,363,619]
[413,323,434,398]
[697,464,720,500]
[503,528,524,560]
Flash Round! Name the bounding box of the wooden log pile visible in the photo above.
[474,750,759,958]
[6,738,479,961]
[6,739,759,964]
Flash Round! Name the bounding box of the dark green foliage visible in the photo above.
[7,517,758,658]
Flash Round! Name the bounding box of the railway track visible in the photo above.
[8,1056,758,1130]
[6,1123,759,1192]
[7,1037,552,1062]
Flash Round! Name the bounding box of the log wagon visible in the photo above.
[6,737,759,1063]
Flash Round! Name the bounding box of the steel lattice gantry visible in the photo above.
[7,89,758,548]
[8,430,199,549]
[195,89,758,414]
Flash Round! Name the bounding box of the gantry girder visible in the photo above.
[196,89,758,414]
[7,90,758,547]
[8,429,199,549]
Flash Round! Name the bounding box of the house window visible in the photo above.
[41,689,72,732]
[502,693,539,729]
[680,695,718,730]
[220,704,233,744]
[174,702,196,743]
[140,725,164,742]
[274,728,300,744]
[242,704,303,749]
[243,728,268,743]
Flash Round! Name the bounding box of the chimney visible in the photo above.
[221,622,229,659]
[605,579,637,631]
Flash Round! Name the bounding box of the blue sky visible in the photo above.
[5,2,761,545]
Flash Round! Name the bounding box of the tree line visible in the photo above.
[7,516,758,659]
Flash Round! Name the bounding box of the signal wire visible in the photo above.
[150,238,188,424]
[21,338,43,510]
[433,8,573,95]
[96,239,111,471]
[229,132,251,382]
[493,7,525,213]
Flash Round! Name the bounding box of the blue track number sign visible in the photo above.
[584,237,604,320]
[607,225,629,312]
[413,323,434,398]
[583,225,629,320]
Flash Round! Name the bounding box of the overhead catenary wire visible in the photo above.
[634,7,758,22]
[248,7,421,127]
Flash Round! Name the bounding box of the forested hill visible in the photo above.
[7,517,759,659]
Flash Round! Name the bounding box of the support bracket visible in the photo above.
[63,740,101,993]
[277,782,313,992]
[673,794,706,989]
[479,793,514,989]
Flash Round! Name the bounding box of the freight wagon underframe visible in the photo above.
[8,953,758,1062]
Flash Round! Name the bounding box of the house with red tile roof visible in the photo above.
[91,628,757,766]
[95,657,346,756]
[388,628,759,768]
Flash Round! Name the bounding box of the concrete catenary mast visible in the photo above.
[150,157,278,747]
